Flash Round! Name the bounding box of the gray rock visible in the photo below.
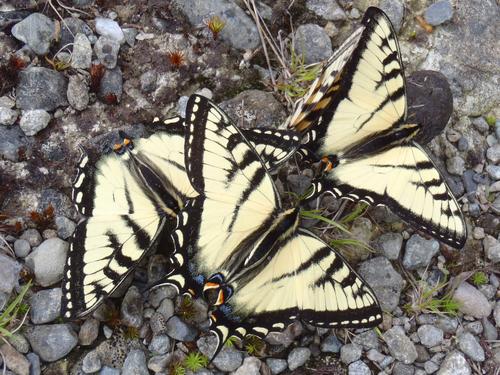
[424,360,439,374]
[486,165,500,180]
[95,17,124,43]
[416,314,459,334]
[55,216,76,239]
[121,286,143,328]
[148,286,177,307]
[26,353,41,375]
[67,75,90,111]
[457,137,468,151]
[14,239,30,258]
[457,332,484,361]
[58,17,93,50]
[306,0,347,21]
[366,348,385,364]
[379,0,404,31]
[340,343,362,364]
[358,256,404,312]
[233,357,261,375]
[25,237,68,287]
[351,217,373,246]
[462,169,477,194]
[140,71,157,93]
[220,90,286,129]
[424,1,453,26]
[0,125,26,161]
[172,0,259,50]
[484,235,500,263]
[122,28,138,47]
[383,326,418,364]
[157,296,175,321]
[436,351,471,375]
[6,333,30,354]
[392,362,415,375]
[482,317,498,341]
[417,325,443,347]
[99,66,123,103]
[487,144,500,164]
[166,316,197,341]
[16,67,68,111]
[198,335,242,371]
[353,330,379,351]
[452,282,492,318]
[19,110,51,136]
[79,317,100,346]
[0,107,18,126]
[0,343,30,375]
[403,234,440,270]
[321,334,342,353]
[287,174,312,196]
[0,253,21,294]
[11,13,55,55]
[148,334,171,355]
[95,36,120,69]
[147,353,170,373]
[25,324,78,362]
[266,358,288,374]
[100,366,121,375]
[472,117,489,134]
[287,347,311,371]
[71,33,92,69]
[82,350,102,373]
[122,350,149,375]
[375,232,403,260]
[20,229,42,246]
[29,288,62,324]
[294,24,333,64]
[348,360,371,375]
[150,312,168,335]
[446,156,465,176]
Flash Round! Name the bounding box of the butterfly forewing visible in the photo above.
[183,95,280,274]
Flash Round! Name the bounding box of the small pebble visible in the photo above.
[417,325,443,347]
[457,332,485,361]
[82,350,102,373]
[0,107,18,126]
[287,347,311,371]
[340,343,362,364]
[13,239,30,257]
[19,110,51,136]
[95,17,124,43]
[122,350,149,375]
[424,0,453,26]
[348,360,371,375]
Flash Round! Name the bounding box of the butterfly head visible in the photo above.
[321,155,340,172]
[113,131,134,155]
[203,273,233,306]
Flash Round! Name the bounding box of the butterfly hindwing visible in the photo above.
[307,143,466,247]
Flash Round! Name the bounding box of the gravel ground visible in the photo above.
[0,0,499,374]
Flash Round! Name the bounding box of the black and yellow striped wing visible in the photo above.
[289,7,408,159]
[307,143,466,248]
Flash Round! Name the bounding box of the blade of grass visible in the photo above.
[300,209,350,234]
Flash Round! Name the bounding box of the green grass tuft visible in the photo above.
[471,271,488,286]
[184,351,209,372]
[340,203,369,224]
[0,281,31,339]
[244,335,265,356]
[485,115,496,127]
[404,281,460,317]
[277,47,321,98]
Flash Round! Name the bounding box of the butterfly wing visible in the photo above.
[62,147,169,319]
[307,143,466,248]
[155,115,301,172]
[183,95,281,275]
[289,7,408,159]
[205,228,382,355]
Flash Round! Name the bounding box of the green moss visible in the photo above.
[485,115,496,127]
[184,351,209,372]
[471,271,488,286]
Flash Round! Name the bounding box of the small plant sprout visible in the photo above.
[183,351,209,372]
[244,335,265,356]
[485,115,496,127]
[167,50,186,68]
[205,15,225,40]
[404,280,460,317]
[471,271,488,286]
[277,48,321,98]
[177,295,196,320]
[0,281,31,341]
[224,335,239,348]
